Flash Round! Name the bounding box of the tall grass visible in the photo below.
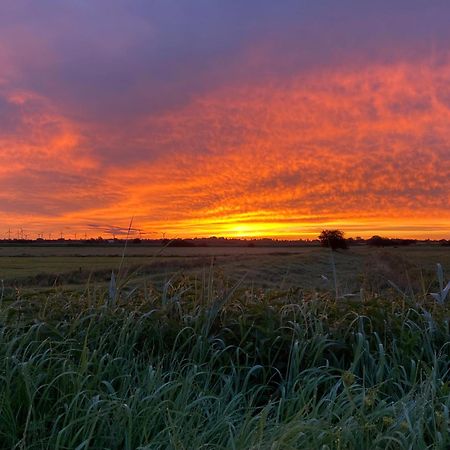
[1,276,449,449]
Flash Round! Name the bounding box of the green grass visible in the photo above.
[1,245,449,293]
[1,266,450,449]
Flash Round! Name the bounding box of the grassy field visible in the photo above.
[0,245,449,449]
[1,244,449,294]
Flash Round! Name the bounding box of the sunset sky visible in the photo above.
[1,1,449,239]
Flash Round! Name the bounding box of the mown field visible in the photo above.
[0,244,449,449]
[1,244,449,294]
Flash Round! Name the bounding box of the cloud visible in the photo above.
[60,58,449,238]
[1,2,450,238]
[2,58,450,237]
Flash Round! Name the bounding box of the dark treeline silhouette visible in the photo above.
[0,235,448,247]
[367,235,417,247]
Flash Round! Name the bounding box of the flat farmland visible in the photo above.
[1,244,448,293]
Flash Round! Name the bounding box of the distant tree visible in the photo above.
[318,229,348,250]
[367,236,416,247]
[367,235,387,247]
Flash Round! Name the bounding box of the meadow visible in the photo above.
[0,244,449,449]
[1,244,449,294]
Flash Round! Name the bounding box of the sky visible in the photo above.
[0,0,449,239]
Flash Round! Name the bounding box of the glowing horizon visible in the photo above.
[0,2,449,240]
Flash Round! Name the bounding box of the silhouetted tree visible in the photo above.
[367,235,387,247]
[319,229,348,250]
[367,236,416,247]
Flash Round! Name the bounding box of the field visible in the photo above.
[1,244,450,449]
[1,244,449,294]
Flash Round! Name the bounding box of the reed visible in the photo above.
[0,273,449,449]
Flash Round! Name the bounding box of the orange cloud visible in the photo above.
[1,58,449,239]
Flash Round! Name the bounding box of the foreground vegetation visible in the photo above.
[1,271,450,449]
